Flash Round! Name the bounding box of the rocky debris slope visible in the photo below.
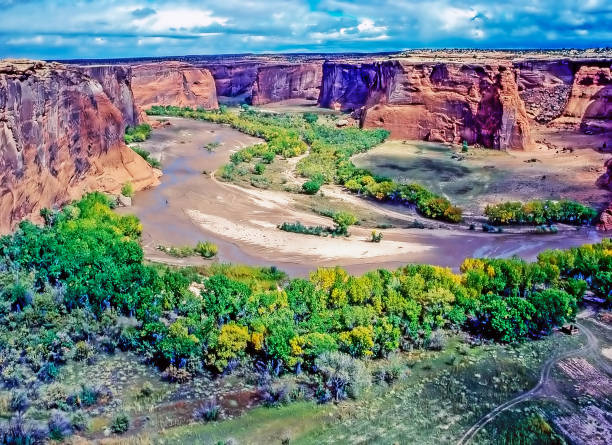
[319,60,534,150]
[131,62,218,110]
[0,59,159,232]
[516,59,611,130]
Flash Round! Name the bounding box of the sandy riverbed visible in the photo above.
[118,116,604,276]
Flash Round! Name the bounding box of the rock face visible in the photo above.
[251,63,322,105]
[78,65,139,126]
[203,61,322,105]
[555,64,611,133]
[320,60,534,150]
[204,62,260,101]
[0,59,160,232]
[516,59,611,132]
[131,62,218,110]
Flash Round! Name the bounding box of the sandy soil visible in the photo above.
[353,137,612,216]
[119,117,603,277]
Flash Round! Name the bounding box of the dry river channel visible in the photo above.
[119,117,603,277]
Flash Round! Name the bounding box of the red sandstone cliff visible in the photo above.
[319,61,534,150]
[0,59,160,232]
[251,63,322,105]
[78,65,139,126]
[554,64,611,134]
[131,62,218,110]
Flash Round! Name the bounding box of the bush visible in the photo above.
[0,416,48,445]
[110,413,130,434]
[193,399,220,421]
[315,351,371,400]
[72,341,94,361]
[121,182,134,198]
[162,366,193,383]
[195,241,218,258]
[9,391,29,413]
[303,112,318,124]
[131,146,161,169]
[254,163,266,175]
[370,230,383,242]
[124,124,152,144]
[302,178,323,195]
[48,411,72,441]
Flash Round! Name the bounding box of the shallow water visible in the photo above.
[121,118,604,277]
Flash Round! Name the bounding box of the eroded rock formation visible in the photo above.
[0,59,159,232]
[78,65,139,126]
[319,60,534,150]
[554,64,611,133]
[251,63,322,105]
[131,62,218,110]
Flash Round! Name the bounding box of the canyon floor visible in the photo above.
[119,113,607,276]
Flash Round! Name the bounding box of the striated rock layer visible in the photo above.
[131,62,218,110]
[319,60,534,150]
[251,63,322,105]
[78,65,139,127]
[0,59,160,232]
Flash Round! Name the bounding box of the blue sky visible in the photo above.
[0,0,610,59]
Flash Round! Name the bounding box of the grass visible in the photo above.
[154,331,588,445]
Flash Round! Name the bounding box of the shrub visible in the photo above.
[162,366,192,383]
[370,231,383,243]
[131,146,161,169]
[124,124,152,144]
[121,182,134,198]
[427,330,446,351]
[261,384,292,407]
[195,241,218,258]
[315,351,371,400]
[73,341,94,361]
[48,411,72,441]
[193,399,220,421]
[254,163,266,175]
[302,178,323,195]
[0,416,48,445]
[110,413,130,434]
[303,112,318,124]
[9,391,29,413]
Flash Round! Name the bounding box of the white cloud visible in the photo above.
[132,7,227,33]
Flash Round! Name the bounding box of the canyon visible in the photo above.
[0,59,159,232]
[0,50,610,231]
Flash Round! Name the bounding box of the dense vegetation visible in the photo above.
[124,123,152,144]
[146,106,462,223]
[485,200,598,226]
[0,194,610,439]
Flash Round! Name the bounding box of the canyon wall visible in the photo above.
[204,62,259,101]
[131,62,218,110]
[250,63,322,105]
[201,61,322,105]
[319,60,534,150]
[0,60,159,232]
[515,59,611,132]
[78,65,139,127]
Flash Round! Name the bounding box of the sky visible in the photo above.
[0,0,610,60]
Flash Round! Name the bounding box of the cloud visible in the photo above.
[131,7,156,19]
[0,0,609,59]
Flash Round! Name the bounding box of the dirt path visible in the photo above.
[456,319,608,445]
